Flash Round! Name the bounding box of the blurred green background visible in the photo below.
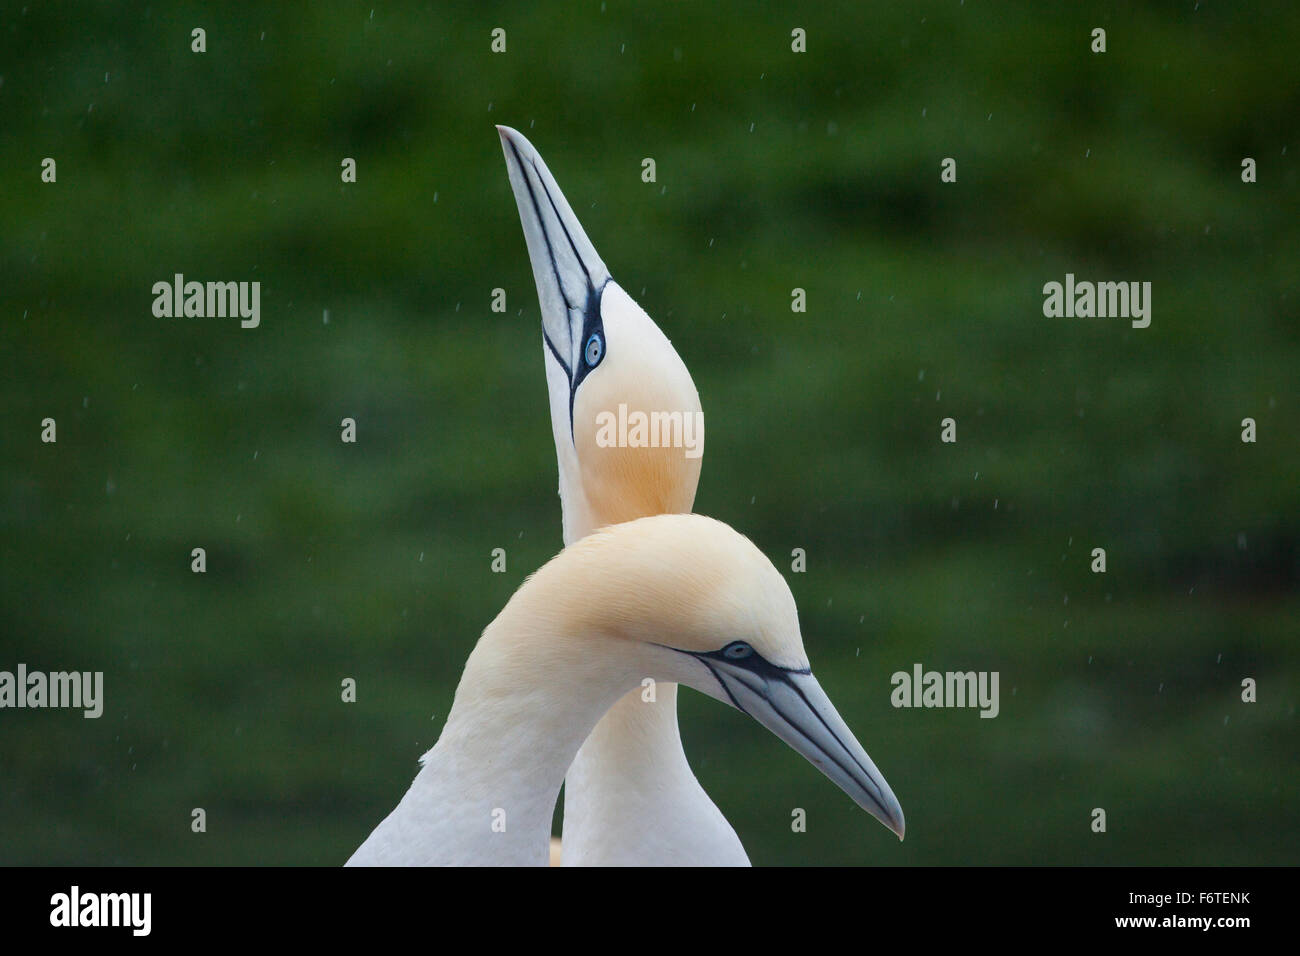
[1,2,1296,865]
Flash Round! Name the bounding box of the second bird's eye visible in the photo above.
[584,332,604,367]
[723,642,754,660]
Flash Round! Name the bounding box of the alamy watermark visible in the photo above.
[50,886,150,936]
[0,664,103,718]
[594,403,704,459]
[1043,273,1150,328]
[891,663,999,718]
[152,273,260,328]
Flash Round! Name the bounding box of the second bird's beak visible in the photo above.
[700,657,906,840]
[496,125,611,382]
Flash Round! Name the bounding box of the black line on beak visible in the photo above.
[505,137,608,443]
[780,673,888,806]
[507,137,576,376]
[535,156,599,290]
[676,646,890,816]
[697,657,749,716]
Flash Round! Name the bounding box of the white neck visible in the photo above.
[554,445,748,865]
[347,609,643,866]
[561,684,749,865]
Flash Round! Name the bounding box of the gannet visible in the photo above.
[347,514,904,866]
[495,125,740,865]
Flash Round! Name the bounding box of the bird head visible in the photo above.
[497,126,703,542]
[529,513,906,841]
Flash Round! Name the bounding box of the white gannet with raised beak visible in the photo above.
[495,125,735,864]
[347,514,904,866]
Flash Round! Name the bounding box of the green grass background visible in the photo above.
[1,2,1296,864]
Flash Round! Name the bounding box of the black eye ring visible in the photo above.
[584,331,604,368]
[723,641,754,660]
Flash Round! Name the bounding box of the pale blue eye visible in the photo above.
[723,642,754,660]
[584,332,603,367]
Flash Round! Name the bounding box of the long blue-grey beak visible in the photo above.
[691,651,906,840]
[496,125,611,383]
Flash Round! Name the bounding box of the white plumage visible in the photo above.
[345,128,905,867]
[347,514,904,866]
[497,125,746,864]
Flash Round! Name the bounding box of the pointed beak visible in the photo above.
[704,660,906,840]
[496,125,611,379]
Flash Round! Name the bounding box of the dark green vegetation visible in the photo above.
[1,3,1296,865]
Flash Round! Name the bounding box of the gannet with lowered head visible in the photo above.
[347,514,904,866]
[496,125,737,865]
